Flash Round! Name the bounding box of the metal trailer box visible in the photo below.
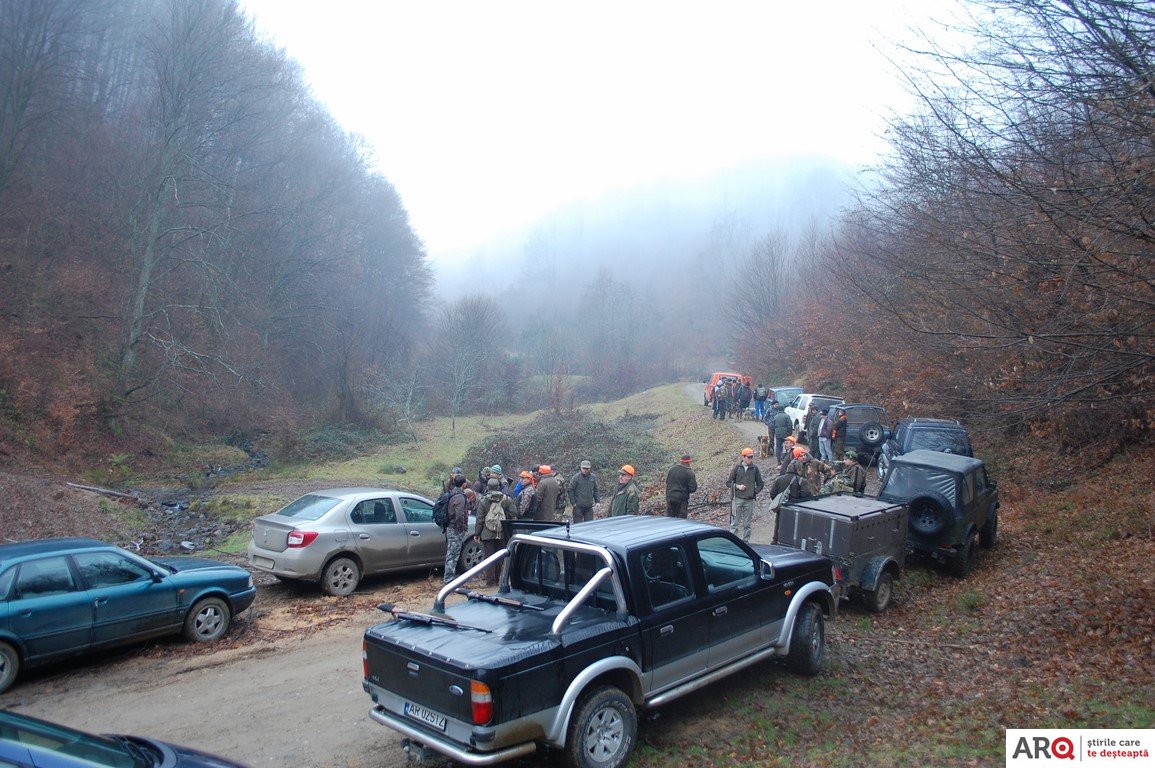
[773,493,907,612]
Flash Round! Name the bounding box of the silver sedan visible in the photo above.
[247,488,483,595]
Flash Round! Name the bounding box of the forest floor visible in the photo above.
[0,384,1152,767]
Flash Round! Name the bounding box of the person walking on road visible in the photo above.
[665,455,698,518]
[727,447,764,542]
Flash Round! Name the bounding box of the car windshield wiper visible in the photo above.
[454,588,544,611]
[377,603,492,633]
[110,735,158,768]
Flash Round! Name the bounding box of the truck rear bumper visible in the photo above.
[368,706,538,767]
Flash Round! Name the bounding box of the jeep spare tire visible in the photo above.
[907,492,951,537]
[860,422,885,447]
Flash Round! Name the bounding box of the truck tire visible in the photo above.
[565,685,636,768]
[949,535,977,579]
[979,511,999,549]
[907,493,950,537]
[863,572,893,613]
[860,422,885,447]
[787,602,825,675]
[321,556,361,596]
[0,641,19,694]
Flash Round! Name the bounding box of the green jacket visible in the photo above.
[608,479,640,516]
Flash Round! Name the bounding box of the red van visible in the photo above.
[704,371,753,406]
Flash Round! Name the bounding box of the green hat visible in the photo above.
[844,450,858,461]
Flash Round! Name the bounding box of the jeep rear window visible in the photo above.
[880,465,958,507]
[909,428,970,454]
[843,406,884,424]
[810,396,842,412]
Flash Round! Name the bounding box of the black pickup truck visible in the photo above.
[362,516,837,768]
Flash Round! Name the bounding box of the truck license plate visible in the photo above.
[404,702,447,731]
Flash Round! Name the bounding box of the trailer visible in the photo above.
[773,493,907,612]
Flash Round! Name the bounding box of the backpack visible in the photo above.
[554,474,568,511]
[432,491,451,531]
[483,494,507,533]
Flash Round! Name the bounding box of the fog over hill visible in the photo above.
[435,155,859,311]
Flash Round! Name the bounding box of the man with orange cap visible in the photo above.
[727,447,764,542]
[608,465,640,516]
[533,465,562,522]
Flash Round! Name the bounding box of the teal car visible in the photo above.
[0,538,256,694]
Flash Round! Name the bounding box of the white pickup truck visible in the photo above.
[784,393,845,440]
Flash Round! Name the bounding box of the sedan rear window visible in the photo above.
[273,494,342,521]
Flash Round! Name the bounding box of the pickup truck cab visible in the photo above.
[784,393,845,440]
[362,516,836,768]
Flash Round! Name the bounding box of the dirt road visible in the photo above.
[1,575,444,768]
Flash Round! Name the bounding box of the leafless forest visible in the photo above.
[1,0,1151,468]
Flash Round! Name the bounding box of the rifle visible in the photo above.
[454,589,544,611]
[377,603,492,633]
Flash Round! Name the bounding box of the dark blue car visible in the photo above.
[0,538,256,694]
[0,708,250,767]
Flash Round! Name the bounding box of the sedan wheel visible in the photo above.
[321,556,361,596]
[460,537,485,572]
[183,597,231,643]
[0,642,20,694]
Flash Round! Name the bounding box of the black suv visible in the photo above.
[828,404,889,463]
[878,450,999,578]
[877,417,973,480]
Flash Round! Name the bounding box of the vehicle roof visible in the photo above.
[890,449,984,472]
[832,403,885,409]
[303,487,406,498]
[798,392,840,398]
[530,516,722,556]
[899,417,964,427]
[0,537,109,561]
[785,494,904,518]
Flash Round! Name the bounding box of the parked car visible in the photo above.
[0,708,251,767]
[247,488,484,596]
[784,393,845,439]
[703,371,752,406]
[767,386,803,409]
[877,417,974,479]
[878,450,1000,578]
[0,538,256,694]
[827,403,890,462]
[773,493,907,612]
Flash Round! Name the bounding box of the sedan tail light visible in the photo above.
[470,680,493,725]
[287,530,319,548]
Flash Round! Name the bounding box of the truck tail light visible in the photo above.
[287,530,318,548]
[832,565,843,584]
[362,641,368,679]
[470,680,493,725]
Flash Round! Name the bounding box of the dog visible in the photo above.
[757,434,771,458]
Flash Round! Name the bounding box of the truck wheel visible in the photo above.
[0,642,19,694]
[321,556,361,596]
[183,597,231,642]
[876,454,890,481]
[860,422,885,447]
[908,493,950,536]
[459,536,485,571]
[979,511,999,549]
[949,535,977,579]
[787,603,825,675]
[565,685,636,768]
[864,572,893,613]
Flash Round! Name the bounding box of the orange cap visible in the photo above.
[519,470,533,480]
[619,464,635,476]
[793,446,806,459]
[740,447,755,457]
[539,465,552,475]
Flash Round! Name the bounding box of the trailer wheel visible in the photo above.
[864,572,893,613]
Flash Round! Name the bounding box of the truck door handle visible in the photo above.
[358,533,371,540]
[660,625,674,636]
[713,606,728,617]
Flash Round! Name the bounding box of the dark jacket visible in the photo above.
[770,470,813,501]
[772,410,793,438]
[727,462,764,500]
[569,470,599,507]
[534,475,562,521]
[446,489,468,534]
[665,463,698,502]
[476,491,515,541]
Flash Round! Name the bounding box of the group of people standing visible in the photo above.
[440,460,642,581]
[710,377,753,421]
